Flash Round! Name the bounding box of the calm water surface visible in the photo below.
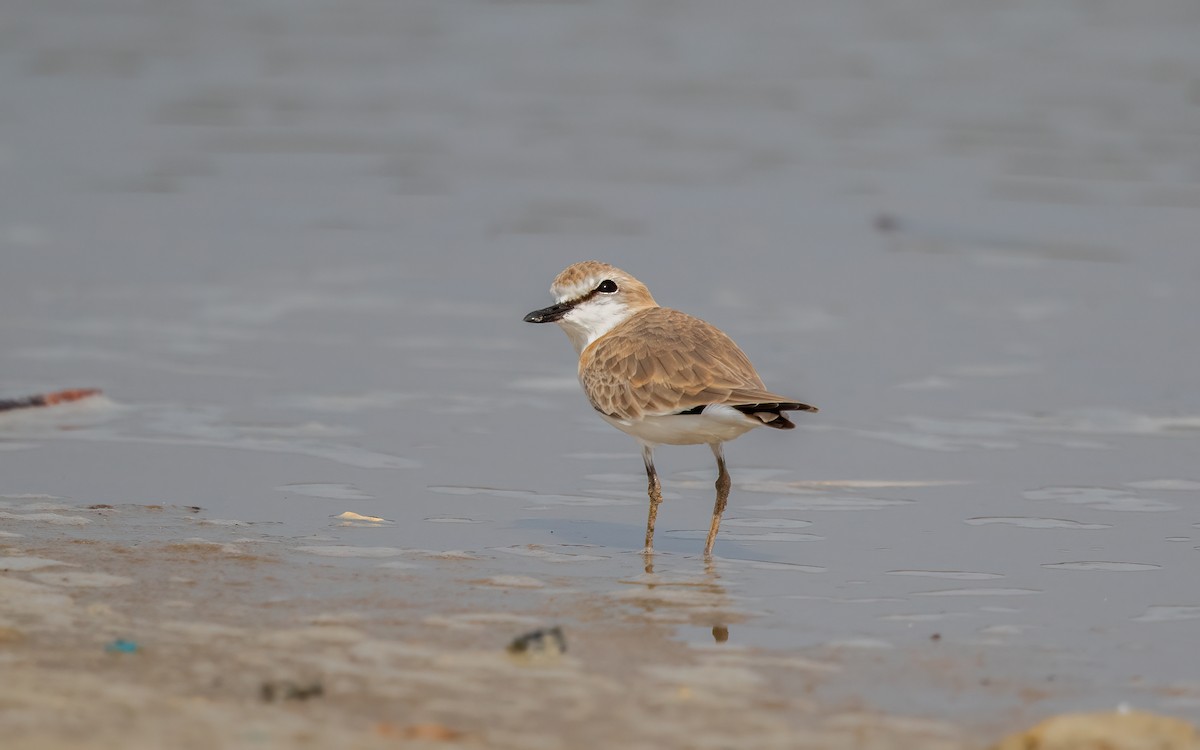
[3,0,1200,725]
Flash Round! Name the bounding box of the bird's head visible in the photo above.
[524,261,658,353]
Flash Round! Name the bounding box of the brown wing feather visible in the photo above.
[580,308,813,420]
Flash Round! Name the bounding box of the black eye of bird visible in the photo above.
[596,279,618,294]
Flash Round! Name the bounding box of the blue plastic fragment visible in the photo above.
[105,639,139,654]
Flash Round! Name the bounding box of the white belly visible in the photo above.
[599,404,762,446]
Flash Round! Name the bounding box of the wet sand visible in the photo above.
[3,503,971,750]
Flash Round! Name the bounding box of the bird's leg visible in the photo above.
[642,445,663,553]
[704,443,731,557]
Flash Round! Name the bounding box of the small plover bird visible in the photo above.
[524,261,817,557]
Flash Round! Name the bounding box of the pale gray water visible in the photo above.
[3,0,1200,727]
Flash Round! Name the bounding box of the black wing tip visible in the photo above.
[765,414,796,430]
[674,401,818,420]
[729,402,818,430]
[741,401,819,414]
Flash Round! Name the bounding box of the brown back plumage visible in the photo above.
[579,308,817,422]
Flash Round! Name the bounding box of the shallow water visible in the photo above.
[3,0,1200,732]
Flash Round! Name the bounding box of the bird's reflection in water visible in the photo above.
[630,551,735,645]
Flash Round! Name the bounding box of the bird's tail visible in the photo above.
[733,401,818,430]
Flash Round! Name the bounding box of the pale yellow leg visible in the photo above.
[703,443,730,557]
[642,445,663,553]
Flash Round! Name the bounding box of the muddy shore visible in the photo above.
[2,502,980,750]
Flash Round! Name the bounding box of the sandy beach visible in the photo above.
[3,502,975,750]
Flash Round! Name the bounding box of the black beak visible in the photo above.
[523,300,574,324]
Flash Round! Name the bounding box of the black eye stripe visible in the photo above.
[564,279,619,308]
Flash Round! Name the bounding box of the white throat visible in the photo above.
[555,298,636,354]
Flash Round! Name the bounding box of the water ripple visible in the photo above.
[1023,486,1179,512]
[1134,606,1200,623]
[276,483,373,500]
[887,570,1004,580]
[1042,561,1161,572]
[964,516,1112,530]
[429,486,636,507]
[914,587,1041,597]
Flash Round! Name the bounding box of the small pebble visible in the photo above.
[260,680,324,702]
[507,626,566,656]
